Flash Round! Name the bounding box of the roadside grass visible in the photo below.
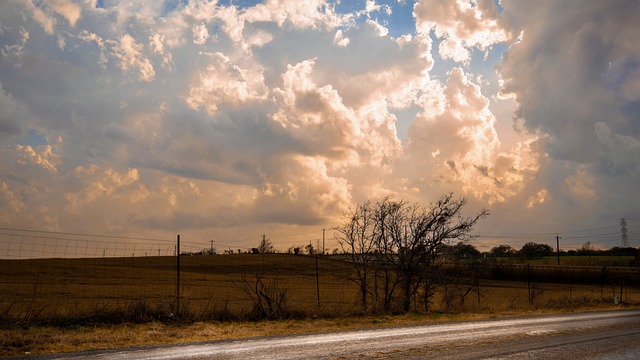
[1,254,640,357]
[3,303,638,358]
[2,281,639,357]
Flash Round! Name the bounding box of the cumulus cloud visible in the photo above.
[482,0,640,243]
[499,1,640,163]
[252,155,352,225]
[49,0,82,27]
[244,0,344,29]
[272,58,401,167]
[15,145,61,173]
[403,67,539,206]
[0,0,638,251]
[503,3,640,140]
[112,34,156,82]
[186,52,268,115]
[192,23,209,45]
[0,82,28,137]
[414,0,508,63]
[594,122,640,178]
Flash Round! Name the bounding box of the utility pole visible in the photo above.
[621,218,629,248]
[322,228,325,255]
[556,234,561,265]
[210,240,215,254]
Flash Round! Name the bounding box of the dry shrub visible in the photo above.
[545,296,607,309]
[232,270,303,321]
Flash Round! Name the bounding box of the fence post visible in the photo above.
[527,264,532,304]
[177,234,181,314]
[314,241,320,310]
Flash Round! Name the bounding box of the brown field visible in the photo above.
[1,254,640,357]
[496,255,637,267]
[0,254,359,323]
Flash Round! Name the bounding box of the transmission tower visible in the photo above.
[621,218,629,248]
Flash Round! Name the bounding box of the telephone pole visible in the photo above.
[621,218,629,248]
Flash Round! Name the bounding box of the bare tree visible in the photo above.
[397,194,487,312]
[334,200,379,313]
[337,194,488,313]
[257,235,274,254]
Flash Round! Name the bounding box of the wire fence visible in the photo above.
[0,229,358,323]
[2,229,640,325]
[1,228,179,259]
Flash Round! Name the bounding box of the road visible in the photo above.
[40,309,640,360]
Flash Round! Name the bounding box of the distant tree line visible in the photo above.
[484,242,639,259]
[184,235,637,261]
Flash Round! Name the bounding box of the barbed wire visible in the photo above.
[0,222,637,260]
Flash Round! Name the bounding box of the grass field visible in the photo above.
[1,254,640,356]
[495,255,636,267]
[0,254,360,324]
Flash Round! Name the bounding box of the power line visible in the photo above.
[621,218,629,248]
[0,227,173,243]
[563,225,618,234]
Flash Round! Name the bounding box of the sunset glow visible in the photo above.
[1,0,638,253]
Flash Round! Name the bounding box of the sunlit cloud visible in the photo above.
[0,0,638,251]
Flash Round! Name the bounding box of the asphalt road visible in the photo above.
[40,309,640,360]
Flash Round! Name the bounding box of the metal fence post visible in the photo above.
[177,234,180,314]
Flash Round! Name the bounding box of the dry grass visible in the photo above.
[2,254,640,357]
[522,256,636,267]
[0,254,358,324]
[3,303,638,358]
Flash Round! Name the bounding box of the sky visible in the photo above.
[1,0,639,256]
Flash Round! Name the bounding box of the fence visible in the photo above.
[2,229,640,325]
[0,229,359,323]
[442,262,640,285]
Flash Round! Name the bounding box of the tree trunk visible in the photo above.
[402,274,412,312]
[361,275,367,312]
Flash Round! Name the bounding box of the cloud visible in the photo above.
[1,27,30,65]
[403,67,539,206]
[499,1,640,163]
[0,182,26,214]
[192,23,209,45]
[244,0,345,30]
[0,82,28,137]
[1,0,638,251]
[594,122,640,178]
[23,1,56,35]
[482,0,640,243]
[272,58,401,167]
[49,0,82,27]
[252,155,351,225]
[186,52,268,115]
[498,3,640,170]
[414,0,508,63]
[15,145,60,173]
[111,34,156,82]
[305,20,433,110]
